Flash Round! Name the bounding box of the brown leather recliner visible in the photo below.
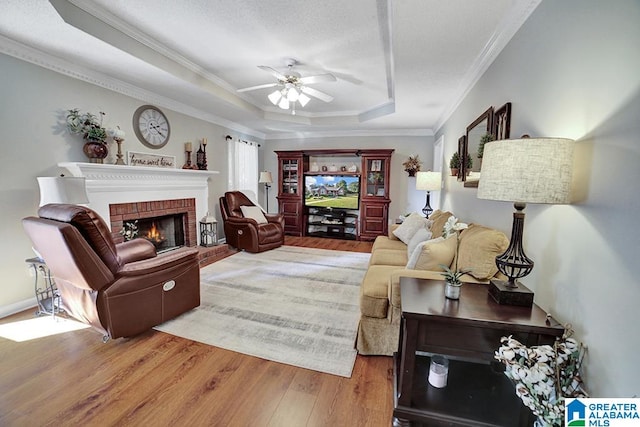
[219,191,284,253]
[22,204,200,341]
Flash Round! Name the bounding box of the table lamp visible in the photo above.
[258,171,273,212]
[477,137,574,306]
[415,171,442,218]
[37,175,89,206]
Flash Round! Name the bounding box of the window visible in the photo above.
[227,138,259,195]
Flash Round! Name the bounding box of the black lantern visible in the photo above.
[199,214,217,247]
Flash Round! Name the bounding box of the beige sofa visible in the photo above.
[356,210,510,356]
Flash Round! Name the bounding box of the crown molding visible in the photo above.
[434,0,542,133]
[0,34,266,140]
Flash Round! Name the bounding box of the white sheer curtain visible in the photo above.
[227,138,259,196]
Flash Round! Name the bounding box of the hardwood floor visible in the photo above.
[0,238,393,427]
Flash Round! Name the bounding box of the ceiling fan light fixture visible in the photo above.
[287,87,299,102]
[268,90,281,105]
[278,97,290,110]
[298,93,311,107]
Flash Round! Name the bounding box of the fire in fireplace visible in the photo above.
[122,213,185,253]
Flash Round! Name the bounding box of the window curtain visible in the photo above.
[228,138,259,196]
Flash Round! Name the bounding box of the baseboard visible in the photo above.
[0,297,37,319]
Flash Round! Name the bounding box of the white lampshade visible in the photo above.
[278,97,290,110]
[287,87,299,102]
[298,93,311,107]
[268,90,281,105]
[37,176,89,207]
[478,138,574,204]
[416,171,442,191]
[258,171,273,184]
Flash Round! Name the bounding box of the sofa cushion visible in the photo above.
[456,224,510,280]
[429,210,453,238]
[360,265,403,318]
[406,227,433,258]
[392,212,431,244]
[407,235,457,271]
[370,248,407,266]
[372,235,407,252]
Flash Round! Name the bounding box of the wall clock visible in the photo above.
[132,105,170,149]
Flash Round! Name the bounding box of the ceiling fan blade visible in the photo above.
[258,65,287,81]
[299,73,337,85]
[301,86,334,103]
[237,82,279,92]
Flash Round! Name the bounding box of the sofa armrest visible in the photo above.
[265,213,285,228]
[117,247,198,277]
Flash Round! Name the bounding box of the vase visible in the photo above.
[407,170,416,177]
[445,282,461,300]
[450,168,459,176]
[83,140,108,163]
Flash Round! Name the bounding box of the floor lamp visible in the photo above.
[415,171,441,218]
[478,137,574,306]
[258,171,273,212]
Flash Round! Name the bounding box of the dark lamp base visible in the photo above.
[488,279,534,307]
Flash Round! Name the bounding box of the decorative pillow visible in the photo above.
[392,212,431,244]
[406,228,433,259]
[456,224,510,280]
[429,210,453,238]
[406,235,456,271]
[240,205,268,224]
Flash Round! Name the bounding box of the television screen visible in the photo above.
[304,175,360,210]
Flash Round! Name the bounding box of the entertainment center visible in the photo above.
[275,149,394,241]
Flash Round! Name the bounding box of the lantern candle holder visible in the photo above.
[199,213,218,247]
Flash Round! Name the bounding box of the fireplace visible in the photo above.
[109,198,197,248]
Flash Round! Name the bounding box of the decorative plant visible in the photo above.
[465,153,473,170]
[494,327,588,426]
[438,216,470,285]
[66,108,108,143]
[120,220,139,241]
[477,133,495,158]
[402,155,422,176]
[449,152,460,169]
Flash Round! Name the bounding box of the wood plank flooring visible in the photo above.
[0,237,393,427]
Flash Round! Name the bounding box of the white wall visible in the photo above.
[265,135,436,221]
[436,0,640,397]
[0,53,260,315]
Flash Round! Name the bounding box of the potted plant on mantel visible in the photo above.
[66,108,109,163]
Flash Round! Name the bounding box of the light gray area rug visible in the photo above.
[155,246,370,377]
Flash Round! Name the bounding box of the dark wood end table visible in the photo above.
[393,277,564,427]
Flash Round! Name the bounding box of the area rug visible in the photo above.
[154,246,370,377]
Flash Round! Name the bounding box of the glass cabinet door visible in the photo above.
[364,158,387,198]
[281,159,299,195]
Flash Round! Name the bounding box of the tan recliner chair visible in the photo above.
[219,191,284,253]
[22,204,200,341]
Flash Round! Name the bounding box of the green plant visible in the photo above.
[477,133,495,158]
[466,153,473,169]
[449,152,460,169]
[438,216,471,285]
[66,108,107,143]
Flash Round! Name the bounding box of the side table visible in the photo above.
[393,277,564,426]
[25,257,64,317]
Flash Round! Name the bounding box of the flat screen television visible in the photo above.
[304,175,360,210]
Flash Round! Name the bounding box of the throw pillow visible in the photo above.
[240,205,268,224]
[456,224,510,280]
[406,228,433,259]
[406,235,456,271]
[392,212,431,244]
[429,210,453,238]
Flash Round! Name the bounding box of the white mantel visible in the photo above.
[58,163,219,238]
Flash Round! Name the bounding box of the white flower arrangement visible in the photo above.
[439,216,470,285]
[494,328,588,426]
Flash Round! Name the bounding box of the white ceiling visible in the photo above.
[0,0,541,140]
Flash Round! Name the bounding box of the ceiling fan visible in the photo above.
[237,59,337,113]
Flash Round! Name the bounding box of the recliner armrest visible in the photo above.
[264,213,285,228]
[117,247,198,277]
[116,238,157,264]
